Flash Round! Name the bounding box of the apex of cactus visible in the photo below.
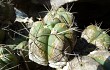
[44,7,73,29]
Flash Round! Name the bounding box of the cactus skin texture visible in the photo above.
[44,7,73,29]
[29,21,51,66]
[29,7,76,68]
[57,56,104,70]
[48,23,76,68]
[88,50,110,70]
[81,25,110,50]
[0,46,18,70]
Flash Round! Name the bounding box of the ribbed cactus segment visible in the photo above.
[81,25,102,43]
[91,32,110,50]
[44,7,73,29]
[14,41,27,50]
[48,34,65,60]
[29,21,44,38]
[56,8,73,25]
[81,25,110,50]
[43,11,61,29]
[29,21,51,66]
[48,23,67,66]
[48,23,75,68]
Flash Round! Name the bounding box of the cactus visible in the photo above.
[81,25,110,50]
[48,23,76,68]
[29,7,77,68]
[57,56,104,70]
[88,50,110,70]
[0,46,18,70]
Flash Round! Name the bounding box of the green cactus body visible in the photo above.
[48,23,75,68]
[56,10,73,25]
[29,21,51,66]
[0,47,18,70]
[88,50,110,70]
[91,32,110,49]
[57,7,65,12]
[48,34,64,59]
[29,21,44,38]
[37,28,51,60]
[14,41,28,58]
[48,23,67,63]
[81,25,102,43]
[29,7,76,68]
[44,7,73,30]
[43,11,61,29]
[81,25,110,50]
[14,41,27,50]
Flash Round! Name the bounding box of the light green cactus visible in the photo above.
[88,50,110,70]
[48,23,76,68]
[81,25,110,50]
[29,21,51,66]
[0,46,18,70]
[43,7,73,29]
[29,7,76,68]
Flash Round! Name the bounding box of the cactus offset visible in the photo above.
[81,25,110,50]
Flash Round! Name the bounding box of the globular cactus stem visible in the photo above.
[81,25,110,50]
[28,7,77,68]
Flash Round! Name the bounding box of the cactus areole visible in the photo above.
[28,7,76,68]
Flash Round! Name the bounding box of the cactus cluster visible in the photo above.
[81,25,110,70]
[29,7,77,68]
[60,25,110,70]
[0,1,110,69]
[28,6,110,70]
